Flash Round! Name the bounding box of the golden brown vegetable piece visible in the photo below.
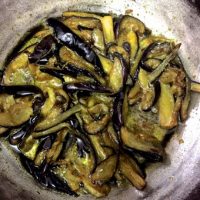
[101,16,115,44]
[159,82,180,129]
[91,154,118,183]
[119,154,146,190]
[121,126,163,156]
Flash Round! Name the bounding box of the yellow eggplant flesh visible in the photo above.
[144,59,161,70]
[159,82,178,129]
[82,177,111,198]
[121,126,163,155]
[34,150,47,166]
[119,154,146,190]
[109,56,123,93]
[62,11,102,20]
[92,29,105,52]
[97,54,113,74]
[119,15,146,35]
[125,105,168,142]
[0,101,33,127]
[91,154,117,183]
[108,44,129,63]
[41,87,56,116]
[138,68,155,110]
[191,81,200,93]
[63,17,101,30]
[89,134,112,161]
[118,29,138,61]
[128,82,142,105]
[3,53,34,85]
[19,135,39,160]
[101,16,115,44]
[53,164,81,192]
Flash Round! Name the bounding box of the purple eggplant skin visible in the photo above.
[29,35,56,64]
[112,91,124,133]
[124,146,163,162]
[40,64,100,84]
[20,155,78,197]
[0,85,44,98]
[152,81,161,106]
[9,113,40,145]
[47,18,105,76]
[39,68,66,82]
[63,82,111,93]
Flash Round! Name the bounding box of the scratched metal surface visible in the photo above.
[0,0,200,199]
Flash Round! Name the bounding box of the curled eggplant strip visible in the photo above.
[48,18,105,76]
[36,104,82,131]
[41,87,56,116]
[29,35,55,63]
[89,135,111,161]
[32,123,69,138]
[191,81,200,93]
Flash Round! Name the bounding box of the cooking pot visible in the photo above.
[0,0,200,199]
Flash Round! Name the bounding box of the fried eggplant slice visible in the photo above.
[119,154,146,190]
[121,126,163,157]
[92,28,105,52]
[91,154,118,183]
[119,15,146,35]
[191,81,200,93]
[118,29,138,61]
[159,82,180,129]
[101,16,115,44]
